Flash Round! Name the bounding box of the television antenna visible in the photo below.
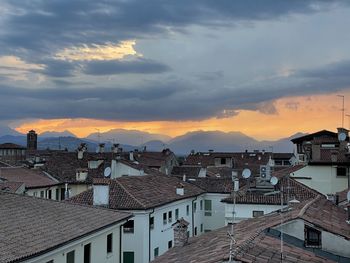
[104,167,111,177]
[337,95,345,128]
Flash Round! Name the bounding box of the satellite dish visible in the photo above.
[347,190,350,202]
[338,132,347,142]
[104,167,111,177]
[270,176,278,186]
[242,168,251,179]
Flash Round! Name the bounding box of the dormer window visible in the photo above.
[304,225,321,248]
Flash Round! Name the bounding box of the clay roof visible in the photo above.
[171,166,202,177]
[152,196,349,263]
[0,192,131,263]
[0,167,59,188]
[0,143,26,149]
[291,130,337,144]
[68,174,204,210]
[0,181,24,193]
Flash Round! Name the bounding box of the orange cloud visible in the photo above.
[14,92,350,140]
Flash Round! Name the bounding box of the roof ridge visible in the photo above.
[115,180,146,209]
[297,195,322,217]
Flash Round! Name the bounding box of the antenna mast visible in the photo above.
[337,95,345,128]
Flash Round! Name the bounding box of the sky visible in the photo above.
[2,1,350,140]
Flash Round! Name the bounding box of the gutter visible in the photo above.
[148,208,155,262]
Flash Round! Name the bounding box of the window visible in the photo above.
[33,192,37,197]
[194,227,197,236]
[337,167,347,177]
[154,247,159,257]
[193,202,197,213]
[186,205,190,216]
[305,226,321,248]
[107,233,113,253]
[55,189,59,200]
[168,240,173,249]
[200,200,203,210]
[66,250,75,263]
[60,188,65,200]
[123,251,134,263]
[84,243,91,263]
[204,200,212,216]
[274,160,283,166]
[220,158,226,165]
[123,220,134,233]
[163,212,167,225]
[168,211,172,223]
[40,191,45,198]
[47,190,52,199]
[150,217,154,230]
[200,224,203,232]
[253,211,264,218]
[175,208,179,220]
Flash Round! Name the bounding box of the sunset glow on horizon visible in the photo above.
[14,91,350,140]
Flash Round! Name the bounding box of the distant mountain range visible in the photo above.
[0,126,303,154]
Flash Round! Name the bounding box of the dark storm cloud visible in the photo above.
[0,0,346,57]
[83,58,171,75]
[34,59,77,77]
[1,59,350,122]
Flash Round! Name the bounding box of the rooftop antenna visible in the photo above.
[95,128,101,143]
[337,94,345,128]
[228,168,251,262]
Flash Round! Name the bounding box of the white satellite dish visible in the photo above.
[104,167,111,177]
[338,132,347,142]
[242,168,251,179]
[270,176,279,186]
[347,190,350,202]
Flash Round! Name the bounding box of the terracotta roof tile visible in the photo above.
[0,192,131,263]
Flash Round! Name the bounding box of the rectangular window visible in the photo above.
[33,192,37,197]
[40,191,45,198]
[253,211,264,218]
[55,189,59,200]
[204,200,212,216]
[150,217,154,230]
[194,227,197,236]
[123,220,134,233]
[66,250,75,263]
[107,233,113,253]
[163,212,167,225]
[123,251,134,263]
[168,211,172,223]
[47,190,52,199]
[175,208,179,220]
[193,202,197,213]
[221,158,226,165]
[305,226,321,248]
[186,205,190,216]
[200,224,203,232]
[200,200,203,210]
[337,167,347,177]
[84,243,91,263]
[60,188,65,200]
[274,160,283,166]
[168,240,173,249]
[154,247,159,257]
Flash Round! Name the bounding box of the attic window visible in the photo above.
[221,158,226,165]
[304,225,321,248]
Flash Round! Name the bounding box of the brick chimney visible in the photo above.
[172,218,189,247]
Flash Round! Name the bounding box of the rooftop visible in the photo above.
[0,192,131,263]
[0,167,59,188]
[152,196,350,263]
[0,143,26,150]
[69,174,204,210]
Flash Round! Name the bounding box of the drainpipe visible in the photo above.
[119,224,123,263]
[148,208,155,262]
[192,196,198,236]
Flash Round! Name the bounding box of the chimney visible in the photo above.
[93,181,109,206]
[111,143,120,153]
[97,143,105,153]
[176,183,184,195]
[76,168,88,181]
[173,218,189,247]
[129,151,134,161]
[183,174,186,182]
[77,143,87,159]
